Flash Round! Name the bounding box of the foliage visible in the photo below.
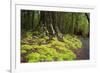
[21,34,82,63]
[78,14,89,37]
[63,34,83,50]
[26,53,40,62]
[21,10,89,37]
[21,49,27,54]
[21,44,33,51]
[20,10,89,63]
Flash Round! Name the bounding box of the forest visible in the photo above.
[21,10,90,63]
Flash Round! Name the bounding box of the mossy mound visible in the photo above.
[21,33,82,63]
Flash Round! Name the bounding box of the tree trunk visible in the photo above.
[85,13,90,23]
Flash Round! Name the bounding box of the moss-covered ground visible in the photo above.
[21,32,83,63]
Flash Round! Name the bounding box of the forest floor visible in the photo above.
[21,33,89,62]
[75,37,89,60]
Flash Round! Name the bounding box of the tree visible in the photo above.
[21,10,90,38]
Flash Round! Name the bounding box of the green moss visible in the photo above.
[24,44,76,62]
[50,37,65,47]
[26,53,40,62]
[21,34,83,62]
[39,55,47,62]
[21,44,33,51]
[55,49,76,61]
[46,55,53,61]
[21,49,27,54]
[26,31,33,39]
[63,34,82,50]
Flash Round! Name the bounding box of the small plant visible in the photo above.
[26,53,40,62]
[21,49,27,54]
[63,34,82,50]
[21,44,33,51]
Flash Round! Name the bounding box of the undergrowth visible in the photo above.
[21,32,82,63]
